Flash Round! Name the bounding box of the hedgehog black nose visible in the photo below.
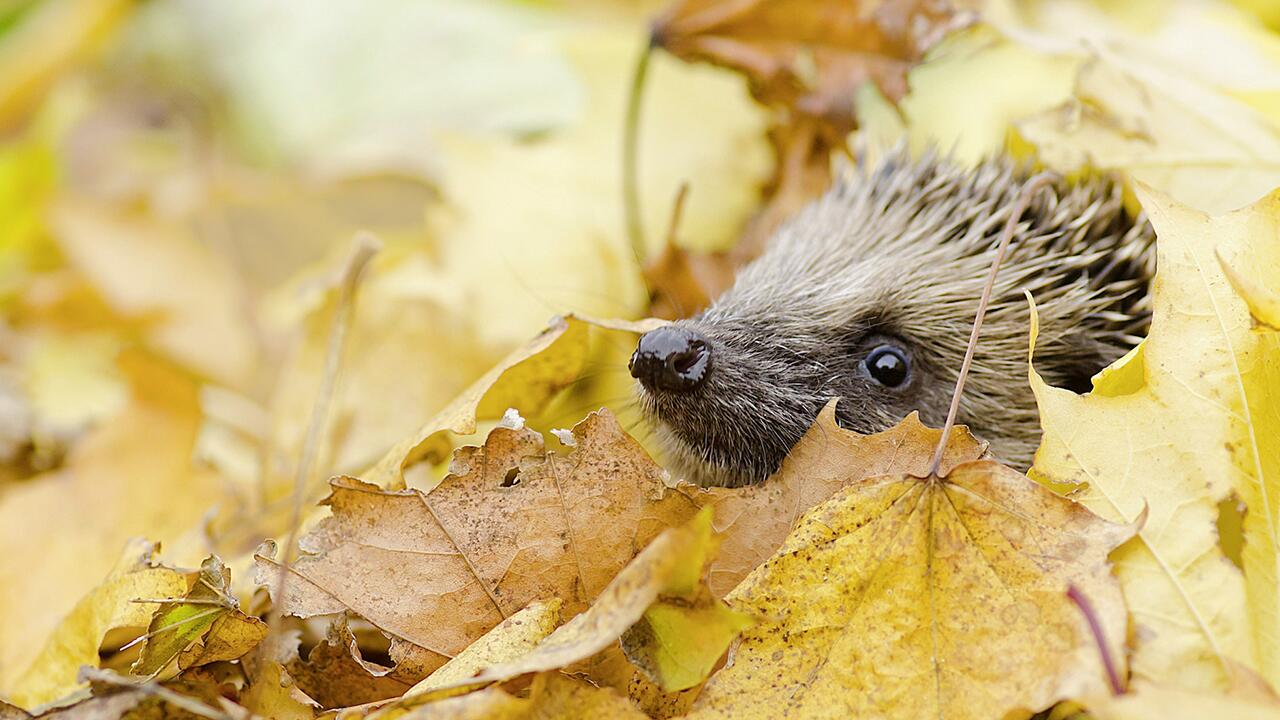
[630,326,712,393]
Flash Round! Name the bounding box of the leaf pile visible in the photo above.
[1,0,1279,718]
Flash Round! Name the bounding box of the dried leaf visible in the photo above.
[1029,187,1280,690]
[687,421,1132,720]
[132,555,265,678]
[241,633,318,720]
[288,617,413,709]
[1219,247,1280,330]
[696,401,987,596]
[1083,678,1280,720]
[9,541,191,709]
[259,409,698,675]
[653,0,973,123]
[651,0,974,267]
[448,508,737,689]
[1018,55,1280,215]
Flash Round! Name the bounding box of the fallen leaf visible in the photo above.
[1029,187,1279,690]
[407,600,561,696]
[653,0,974,126]
[651,0,975,264]
[1219,247,1280,330]
[259,408,697,675]
[288,617,413,709]
[1083,679,1280,720]
[9,540,192,709]
[50,199,259,389]
[695,401,989,597]
[131,555,265,679]
[687,421,1133,720]
[445,508,738,690]
[369,672,647,720]
[240,633,319,720]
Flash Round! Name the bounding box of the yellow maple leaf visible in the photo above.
[687,420,1132,720]
[1029,187,1280,690]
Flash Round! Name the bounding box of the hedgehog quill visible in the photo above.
[630,148,1155,487]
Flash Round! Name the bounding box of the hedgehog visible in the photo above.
[629,146,1155,488]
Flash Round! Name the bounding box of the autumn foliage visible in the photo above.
[1,0,1279,719]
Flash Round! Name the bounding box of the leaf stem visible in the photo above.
[1067,584,1126,696]
[928,172,1058,476]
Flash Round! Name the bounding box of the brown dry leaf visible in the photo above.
[455,508,742,691]
[687,419,1133,720]
[241,633,319,720]
[258,409,698,676]
[653,0,974,127]
[264,397,993,683]
[651,0,976,263]
[288,617,413,709]
[363,314,662,489]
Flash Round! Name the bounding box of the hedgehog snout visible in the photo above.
[629,326,712,393]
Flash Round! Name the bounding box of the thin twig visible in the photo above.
[1067,584,1126,696]
[267,233,381,637]
[623,36,656,266]
[928,172,1059,477]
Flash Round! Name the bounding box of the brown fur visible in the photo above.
[635,146,1154,487]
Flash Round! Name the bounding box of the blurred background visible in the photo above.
[1,0,1278,700]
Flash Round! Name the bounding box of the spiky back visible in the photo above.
[698,145,1155,474]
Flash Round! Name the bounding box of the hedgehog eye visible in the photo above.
[864,345,909,387]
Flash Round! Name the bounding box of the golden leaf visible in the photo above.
[1029,187,1280,690]
[688,421,1132,720]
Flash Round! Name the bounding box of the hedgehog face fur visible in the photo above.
[630,147,1154,487]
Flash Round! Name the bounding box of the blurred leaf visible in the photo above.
[0,0,135,133]
[50,200,259,388]
[8,540,191,709]
[0,351,227,697]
